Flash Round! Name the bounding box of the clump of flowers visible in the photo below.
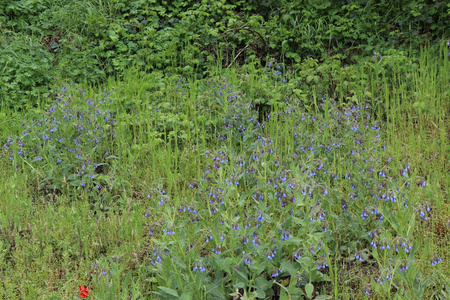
[137,75,434,298]
[4,86,118,199]
[430,254,443,266]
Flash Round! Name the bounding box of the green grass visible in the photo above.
[0,43,449,299]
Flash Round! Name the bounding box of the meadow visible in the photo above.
[0,40,448,299]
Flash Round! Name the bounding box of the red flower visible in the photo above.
[78,285,89,298]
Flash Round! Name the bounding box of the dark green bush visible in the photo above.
[0,34,55,110]
[0,0,447,109]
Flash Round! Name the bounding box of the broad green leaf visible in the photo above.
[279,288,289,300]
[179,291,193,300]
[158,286,179,297]
[254,289,265,299]
[281,261,299,276]
[305,283,314,298]
[254,276,273,290]
[214,258,230,272]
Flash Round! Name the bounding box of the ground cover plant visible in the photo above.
[0,40,448,299]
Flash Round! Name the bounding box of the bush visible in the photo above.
[0,34,55,110]
[1,0,447,108]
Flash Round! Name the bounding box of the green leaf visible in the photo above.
[256,260,269,273]
[215,257,230,272]
[305,283,314,298]
[280,261,299,276]
[109,30,119,42]
[254,289,265,299]
[171,255,187,269]
[234,282,245,289]
[158,286,179,297]
[279,288,289,300]
[282,237,302,246]
[179,291,193,300]
[235,269,249,283]
[298,257,313,269]
[254,276,273,290]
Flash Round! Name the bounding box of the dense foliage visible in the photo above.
[1,0,448,109]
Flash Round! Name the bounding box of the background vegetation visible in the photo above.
[0,0,448,299]
[1,0,448,108]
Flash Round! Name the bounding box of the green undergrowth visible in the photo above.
[0,44,448,299]
[1,0,448,110]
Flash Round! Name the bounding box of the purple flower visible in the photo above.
[431,256,443,266]
[399,262,408,271]
[371,239,378,249]
[281,230,291,240]
[361,210,369,220]
[354,253,364,262]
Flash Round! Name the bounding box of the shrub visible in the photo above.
[0,34,55,110]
